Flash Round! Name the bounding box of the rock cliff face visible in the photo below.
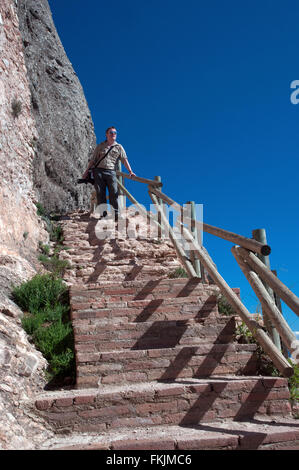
[0,0,48,290]
[17,0,96,213]
[0,0,96,449]
[0,0,55,450]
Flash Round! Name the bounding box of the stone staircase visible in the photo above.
[32,211,299,450]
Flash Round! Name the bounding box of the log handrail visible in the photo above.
[181,225,294,377]
[236,247,299,318]
[115,172,298,370]
[116,171,162,187]
[232,246,298,357]
[149,187,271,256]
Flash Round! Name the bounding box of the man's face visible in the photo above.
[106,128,117,143]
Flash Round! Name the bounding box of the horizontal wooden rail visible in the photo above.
[116,180,170,237]
[181,224,293,377]
[237,247,299,318]
[232,246,299,362]
[148,186,182,211]
[148,191,197,278]
[117,171,162,187]
[148,187,271,256]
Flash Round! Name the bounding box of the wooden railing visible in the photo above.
[116,169,299,377]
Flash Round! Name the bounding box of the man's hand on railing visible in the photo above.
[129,171,136,178]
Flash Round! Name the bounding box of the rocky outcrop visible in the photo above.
[17,0,96,213]
[0,0,55,449]
[0,0,48,285]
[0,297,54,449]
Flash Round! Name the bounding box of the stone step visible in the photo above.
[33,377,292,435]
[75,343,258,388]
[73,317,236,353]
[59,212,192,283]
[70,280,220,325]
[70,279,239,325]
[71,289,219,315]
[71,301,218,323]
[40,419,299,450]
[70,277,220,298]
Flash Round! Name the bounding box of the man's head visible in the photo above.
[106,126,117,145]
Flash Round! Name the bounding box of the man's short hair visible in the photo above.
[106,126,117,134]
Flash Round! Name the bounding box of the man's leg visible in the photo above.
[94,170,108,217]
[106,171,119,219]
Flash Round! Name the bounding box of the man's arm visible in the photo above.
[119,145,136,178]
[123,158,136,178]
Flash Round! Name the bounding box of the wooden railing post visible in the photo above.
[186,200,204,280]
[154,176,162,238]
[148,191,197,278]
[116,159,125,211]
[252,229,281,351]
[272,269,289,359]
[232,246,298,360]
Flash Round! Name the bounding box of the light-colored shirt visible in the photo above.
[92,141,127,171]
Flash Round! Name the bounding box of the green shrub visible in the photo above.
[33,321,73,358]
[39,242,50,256]
[235,321,299,411]
[235,321,256,344]
[38,254,70,277]
[12,274,67,313]
[35,202,64,243]
[21,310,48,335]
[35,202,47,218]
[50,224,64,243]
[50,348,75,377]
[168,267,188,278]
[288,360,299,403]
[11,97,22,118]
[12,274,75,383]
[218,295,237,316]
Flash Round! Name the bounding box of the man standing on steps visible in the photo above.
[82,126,135,220]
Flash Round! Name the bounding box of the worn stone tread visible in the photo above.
[39,418,299,450]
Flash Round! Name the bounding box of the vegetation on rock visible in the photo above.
[12,273,75,386]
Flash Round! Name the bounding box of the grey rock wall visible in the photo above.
[17,0,96,213]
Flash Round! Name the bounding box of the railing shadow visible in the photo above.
[124,265,143,281]
[158,346,198,381]
[84,217,144,283]
[180,381,227,425]
[133,279,162,300]
[156,315,235,381]
[185,422,268,449]
[178,379,292,449]
[86,241,107,283]
[132,320,190,350]
[134,299,165,323]
[175,277,203,297]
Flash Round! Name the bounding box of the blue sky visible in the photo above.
[48,0,299,336]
